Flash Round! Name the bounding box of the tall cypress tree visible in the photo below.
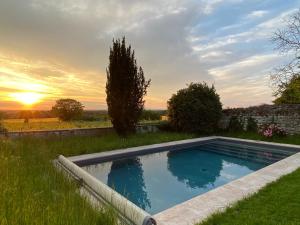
[106,37,150,136]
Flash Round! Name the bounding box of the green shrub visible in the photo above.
[228,116,244,132]
[52,99,84,121]
[157,121,173,131]
[246,117,258,132]
[140,110,163,121]
[167,82,222,133]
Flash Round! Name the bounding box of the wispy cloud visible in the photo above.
[209,54,281,79]
[246,10,269,19]
[209,53,286,107]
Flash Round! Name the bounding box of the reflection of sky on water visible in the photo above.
[83,147,267,214]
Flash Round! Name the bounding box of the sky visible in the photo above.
[0,0,299,110]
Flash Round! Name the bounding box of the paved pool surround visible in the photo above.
[57,136,300,225]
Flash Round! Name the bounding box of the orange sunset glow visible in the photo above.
[10,92,44,106]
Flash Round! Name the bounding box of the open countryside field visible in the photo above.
[2,118,161,132]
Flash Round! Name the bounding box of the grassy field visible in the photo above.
[2,118,160,132]
[198,131,300,225]
[0,132,195,225]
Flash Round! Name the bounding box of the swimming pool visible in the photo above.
[58,137,300,225]
[82,141,274,214]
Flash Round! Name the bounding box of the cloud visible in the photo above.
[208,54,281,79]
[200,51,232,59]
[200,0,244,15]
[208,53,286,107]
[246,10,268,19]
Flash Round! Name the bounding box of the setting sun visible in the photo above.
[10,92,44,105]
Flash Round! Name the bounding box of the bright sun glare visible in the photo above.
[10,92,44,105]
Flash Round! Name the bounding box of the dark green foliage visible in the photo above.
[227,116,244,132]
[274,75,300,104]
[167,83,222,133]
[106,37,150,136]
[246,117,258,132]
[140,110,164,121]
[52,99,84,121]
[157,121,173,132]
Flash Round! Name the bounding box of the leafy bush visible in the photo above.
[246,117,258,132]
[273,75,300,104]
[157,121,173,132]
[140,110,164,121]
[258,123,287,138]
[227,116,244,132]
[52,99,84,121]
[167,83,222,133]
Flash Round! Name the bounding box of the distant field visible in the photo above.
[2,118,160,132]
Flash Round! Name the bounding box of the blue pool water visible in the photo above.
[82,142,278,214]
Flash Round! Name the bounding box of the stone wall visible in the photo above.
[3,123,160,138]
[220,104,300,134]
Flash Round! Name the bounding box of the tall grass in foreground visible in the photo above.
[0,132,195,225]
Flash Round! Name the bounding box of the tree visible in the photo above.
[52,99,84,121]
[19,110,33,123]
[273,75,300,104]
[106,37,150,136]
[271,10,300,98]
[167,82,222,133]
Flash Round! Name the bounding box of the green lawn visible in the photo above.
[198,131,300,225]
[0,132,195,225]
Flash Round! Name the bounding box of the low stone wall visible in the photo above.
[220,104,300,134]
[3,124,160,138]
